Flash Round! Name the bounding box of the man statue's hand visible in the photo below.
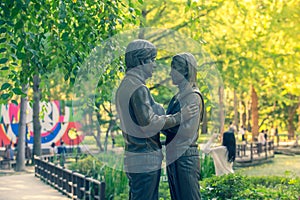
[181,103,198,122]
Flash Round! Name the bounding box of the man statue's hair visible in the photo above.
[125,39,157,71]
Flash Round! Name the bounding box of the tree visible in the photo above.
[0,0,139,169]
[188,0,300,139]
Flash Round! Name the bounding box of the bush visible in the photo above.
[200,173,300,200]
[199,151,215,180]
[68,154,300,200]
[159,181,171,200]
[69,155,128,200]
[201,173,250,199]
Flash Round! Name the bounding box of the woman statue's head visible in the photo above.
[222,131,236,163]
[170,52,197,86]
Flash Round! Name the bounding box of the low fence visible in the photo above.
[34,156,105,200]
[274,134,299,147]
[235,140,275,164]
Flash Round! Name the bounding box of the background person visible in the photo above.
[258,130,266,153]
[50,142,57,156]
[25,142,31,165]
[239,125,245,142]
[4,143,14,161]
[49,142,57,162]
[229,121,237,133]
[202,131,236,176]
[57,140,67,167]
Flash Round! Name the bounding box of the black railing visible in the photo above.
[273,134,300,147]
[235,140,275,163]
[34,156,105,200]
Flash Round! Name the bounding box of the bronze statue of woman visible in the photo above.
[163,52,204,200]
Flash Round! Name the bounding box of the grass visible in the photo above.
[235,154,300,177]
[81,134,300,178]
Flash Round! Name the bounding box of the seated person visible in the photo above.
[202,132,236,176]
[4,144,14,160]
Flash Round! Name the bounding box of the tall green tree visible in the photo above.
[0,0,139,169]
[188,0,300,139]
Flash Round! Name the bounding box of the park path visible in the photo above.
[0,171,70,200]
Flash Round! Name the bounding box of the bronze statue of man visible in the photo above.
[115,40,197,200]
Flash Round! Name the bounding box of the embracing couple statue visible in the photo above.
[115,39,204,200]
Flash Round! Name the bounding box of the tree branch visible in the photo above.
[102,104,110,114]
[149,78,171,90]
[147,8,216,43]
[259,117,268,129]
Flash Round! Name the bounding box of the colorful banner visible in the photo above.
[0,101,84,147]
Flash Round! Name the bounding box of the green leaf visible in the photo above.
[16,51,26,59]
[11,100,18,105]
[11,6,21,18]
[15,21,24,30]
[0,20,5,25]
[17,40,25,51]
[1,83,11,90]
[12,88,23,95]
[62,32,69,41]
[0,38,7,43]
[1,66,9,70]
[0,48,6,53]
[64,74,69,81]
[138,0,143,4]
[1,93,10,100]
[0,28,7,34]
[129,7,134,13]
[186,0,191,7]
[70,77,75,85]
[0,58,8,64]
[135,9,141,15]
[34,3,41,11]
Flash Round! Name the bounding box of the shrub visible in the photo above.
[68,154,300,199]
[201,173,250,199]
[69,155,128,200]
[200,173,300,200]
[199,151,215,180]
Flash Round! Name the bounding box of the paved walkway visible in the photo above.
[0,168,69,200]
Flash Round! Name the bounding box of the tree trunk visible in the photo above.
[15,84,28,171]
[95,112,104,151]
[251,86,259,140]
[234,89,239,131]
[298,97,300,132]
[219,86,225,133]
[287,105,297,139]
[104,120,114,152]
[247,100,251,132]
[88,109,103,152]
[201,108,208,134]
[241,100,247,127]
[88,110,94,136]
[33,74,41,161]
[138,10,147,39]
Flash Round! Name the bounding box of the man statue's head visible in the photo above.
[125,39,157,78]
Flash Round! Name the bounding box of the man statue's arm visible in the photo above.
[130,86,193,131]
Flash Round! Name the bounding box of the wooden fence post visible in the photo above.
[250,143,253,161]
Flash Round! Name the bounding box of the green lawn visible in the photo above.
[235,154,300,177]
